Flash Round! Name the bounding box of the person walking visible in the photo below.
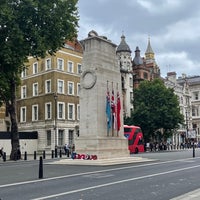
[0,147,4,158]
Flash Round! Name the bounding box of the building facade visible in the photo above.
[116,34,133,117]
[165,72,192,147]
[177,75,200,143]
[116,35,161,117]
[16,40,83,153]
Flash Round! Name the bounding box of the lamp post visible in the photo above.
[54,92,58,153]
[185,110,188,141]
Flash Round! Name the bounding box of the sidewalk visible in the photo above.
[171,188,200,200]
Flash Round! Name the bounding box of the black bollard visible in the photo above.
[24,151,27,160]
[38,156,43,179]
[51,150,54,158]
[34,151,37,160]
[59,149,62,158]
[55,148,57,158]
[43,151,46,159]
[67,149,70,158]
[3,152,6,162]
[193,142,195,158]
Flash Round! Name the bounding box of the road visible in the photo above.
[0,149,200,200]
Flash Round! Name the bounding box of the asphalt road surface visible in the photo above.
[0,149,200,200]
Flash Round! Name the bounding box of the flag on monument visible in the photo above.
[111,89,116,129]
[116,91,121,131]
[106,91,111,130]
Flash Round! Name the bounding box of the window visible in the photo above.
[45,80,51,93]
[20,107,26,122]
[21,86,26,99]
[68,130,74,146]
[180,96,183,104]
[32,104,38,121]
[46,130,51,146]
[193,92,199,100]
[143,72,148,79]
[129,77,133,87]
[68,103,75,120]
[57,58,64,70]
[58,102,65,119]
[77,104,80,120]
[33,62,38,74]
[77,83,80,96]
[68,81,74,95]
[45,58,51,70]
[130,92,133,103]
[68,61,74,73]
[45,102,52,119]
[58,80,64,94]
[21,67,27,78]
[33,83,38,96]
[77,64,82,74]
[58,129,64,146]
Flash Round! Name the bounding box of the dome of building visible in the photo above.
[116,34,131,53]
[133,46,143,65]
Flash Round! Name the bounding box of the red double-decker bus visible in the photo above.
[124,125,145,154]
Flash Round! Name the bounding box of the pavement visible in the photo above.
[1,151,200,199]
[47,156,155,166]
[170,188,200,200]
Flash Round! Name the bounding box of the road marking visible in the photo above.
[30,164,200,200]
[0,157,200,189]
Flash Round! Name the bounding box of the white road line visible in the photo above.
[31,164,200,200]
[0,157,199,189]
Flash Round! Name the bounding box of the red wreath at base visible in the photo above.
[74,153,97,160]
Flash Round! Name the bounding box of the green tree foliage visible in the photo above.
[125,79,184,142]
[0,0,79,159]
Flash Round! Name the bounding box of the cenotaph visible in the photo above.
[75,30,129,159]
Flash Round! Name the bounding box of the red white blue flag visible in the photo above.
[111,89,116,130]
[106,90,111,130]
[116,91,121,131]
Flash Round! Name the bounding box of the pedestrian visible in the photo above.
[71,144,76,159]
[17,145,21,160]
[72,144,75,152]
[0,147,4,158]
[65,144,70,157]
[150,143,153,152]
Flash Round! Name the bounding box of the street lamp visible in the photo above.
[185,110,188,140]
[54,92,58,153]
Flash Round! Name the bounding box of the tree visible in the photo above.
[125,78,184,142]
[0,0,79,159]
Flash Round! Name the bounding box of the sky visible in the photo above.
[77,0,200,78]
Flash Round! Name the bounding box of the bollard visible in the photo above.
[67,149,70,158]
[34,151,37,160]
[55,148,57,158]
[59,149,62,158]
[51,150,54,158]
[3,152,6,162]
[43,151,46,159]
[38,156,43,179]
[193,142,195,158]
[24,151,27,160]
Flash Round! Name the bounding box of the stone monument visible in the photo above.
[75,30,129,159]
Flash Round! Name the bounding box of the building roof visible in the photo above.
[177,76,200,85]
[133,46,143,65]
[116,34,131,53]
[145,37,154,55]
[64,39,83,53]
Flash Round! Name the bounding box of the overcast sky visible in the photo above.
[77,0,200,78]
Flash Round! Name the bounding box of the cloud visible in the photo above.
[136,0,182,15]
[157,51,200,77]
[78,0,200,78]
